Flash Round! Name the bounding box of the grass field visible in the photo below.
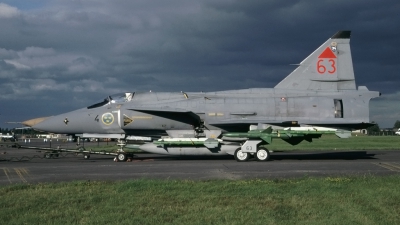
[1,176,399,225]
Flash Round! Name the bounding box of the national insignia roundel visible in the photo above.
[101,113,114,125]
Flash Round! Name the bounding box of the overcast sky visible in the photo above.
[1,0,399,129]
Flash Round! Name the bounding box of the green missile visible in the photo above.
[223,127,351,144]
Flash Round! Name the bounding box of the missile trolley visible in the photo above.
[131,126,351,162]
[223,126,351,162]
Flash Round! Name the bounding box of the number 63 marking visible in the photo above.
[317,59,336,74]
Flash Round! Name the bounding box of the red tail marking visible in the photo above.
[318,47,336,59]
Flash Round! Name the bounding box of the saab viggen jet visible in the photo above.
[22,31,380,161]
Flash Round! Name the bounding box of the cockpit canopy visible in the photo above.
[87,92,134,109]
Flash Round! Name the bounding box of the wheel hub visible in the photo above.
[237,151,247,160]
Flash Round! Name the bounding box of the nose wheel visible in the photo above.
[117,153,127,162]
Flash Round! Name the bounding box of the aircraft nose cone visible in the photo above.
[21,117,50,127]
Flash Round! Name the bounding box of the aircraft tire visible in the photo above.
[234,148,249,162]
[255,148,270,161]
[117,153,127,162]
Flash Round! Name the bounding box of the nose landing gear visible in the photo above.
[114,139,134,162]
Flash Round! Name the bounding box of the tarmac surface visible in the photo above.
[1,139,400,185]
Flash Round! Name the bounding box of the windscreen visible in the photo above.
[87,92,134,109]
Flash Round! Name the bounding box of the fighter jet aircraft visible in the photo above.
[22,31,380,161]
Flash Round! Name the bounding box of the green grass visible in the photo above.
[1,176,399,225]
[267,134,400,151]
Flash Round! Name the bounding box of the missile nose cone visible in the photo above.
[21,117,50,127]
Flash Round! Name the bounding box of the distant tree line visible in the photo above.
[393,120,400,129]
[366,121,380,133]
[0,127,13,134]
[366,120,400,135]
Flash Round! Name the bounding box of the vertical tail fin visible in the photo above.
[275,31,356,90]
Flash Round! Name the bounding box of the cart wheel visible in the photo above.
[255,147,270,161]
[234,148,249,162]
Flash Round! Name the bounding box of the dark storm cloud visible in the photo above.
[0,0,399,128]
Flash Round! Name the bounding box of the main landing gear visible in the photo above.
[234,147,270,162]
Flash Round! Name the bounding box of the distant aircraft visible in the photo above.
[22,31,380,161]
[1,133,17,142]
